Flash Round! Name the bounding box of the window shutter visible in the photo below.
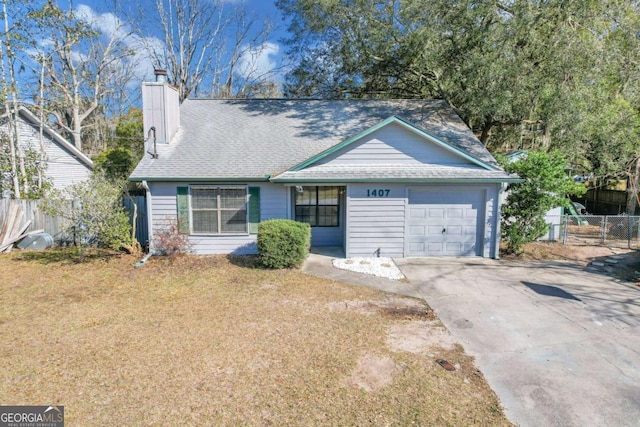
[176,186,190,234]
[248,186,261,234]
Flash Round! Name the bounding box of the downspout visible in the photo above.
[495,182,509,259]
[134,180,154,267]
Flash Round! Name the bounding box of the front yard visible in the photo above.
[0,251,509,426]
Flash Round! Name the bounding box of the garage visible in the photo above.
[406,188,483,256]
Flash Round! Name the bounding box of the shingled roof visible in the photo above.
[129,98,508,181]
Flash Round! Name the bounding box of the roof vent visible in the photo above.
[154,69,167,84]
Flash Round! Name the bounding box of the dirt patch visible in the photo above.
[505,241,640,282]
[387,320,459,353]
[504,241,631,263]
[328,295,435,319]
[346,354,404,392]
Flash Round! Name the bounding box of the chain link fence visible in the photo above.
[555,215,640,249]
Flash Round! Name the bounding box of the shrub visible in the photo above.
[40,173,137,253]
[152,219,192,256]
[257,219,310,268]
[498,150,586,254]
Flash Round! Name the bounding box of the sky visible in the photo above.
[58,0,290,98]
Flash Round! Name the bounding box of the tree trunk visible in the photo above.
[1,2,20,198]
[479,119,493,146]
[626,156,640,215]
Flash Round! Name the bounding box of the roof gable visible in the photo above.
[291,116,498,172]
[0,106,94,169]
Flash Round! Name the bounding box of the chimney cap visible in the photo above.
[154,69,167,83]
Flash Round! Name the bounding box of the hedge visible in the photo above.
[257,219,311,269]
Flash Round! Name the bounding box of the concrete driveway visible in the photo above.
[395,257,640,427]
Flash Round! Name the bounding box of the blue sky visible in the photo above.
[67,0,289,91]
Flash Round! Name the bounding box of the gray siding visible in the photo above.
[1,117,91,191]
[317,122,471,166]
[311,226,343,246]
[346,183,501,258]
[148,181,287,255]
[346,184,406,257]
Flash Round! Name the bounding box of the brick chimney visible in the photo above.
[142,69,180,147]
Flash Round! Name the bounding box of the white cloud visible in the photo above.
[235,42,280,80]
[75,4,129,41]
[75,4,163,84]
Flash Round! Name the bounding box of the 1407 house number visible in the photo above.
[366,189,390,197]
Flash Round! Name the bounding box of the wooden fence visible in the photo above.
[0,196,148,248]
[0,199,68,245]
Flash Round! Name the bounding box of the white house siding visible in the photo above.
[541,206,563,241]
[148,181,288,255]
[317,122,466,166]
[346,184,407,258]
[2,117,91,190]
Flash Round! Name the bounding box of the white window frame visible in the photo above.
[189,185,248,235]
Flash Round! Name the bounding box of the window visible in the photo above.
[191,187,247,234]
[295,186,340,227]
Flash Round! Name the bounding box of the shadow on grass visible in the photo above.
[226,254,261,269]
[225,254,307,271]
[13,248,121,264]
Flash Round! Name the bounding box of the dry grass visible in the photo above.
[506,241,636,263]
[0,250,510,426]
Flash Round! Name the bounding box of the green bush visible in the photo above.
[40,173,138,253]
[257,219,311,268]
[498,150,586,254]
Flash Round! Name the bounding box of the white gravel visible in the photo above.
[332,257,405,280]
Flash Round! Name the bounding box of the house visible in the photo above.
[129,73,518,258]
[0,106,93,192]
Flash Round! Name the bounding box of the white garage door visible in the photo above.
[407,189,482,256]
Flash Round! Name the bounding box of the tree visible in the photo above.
[142,0,278,101]
[277,0,640,186]
[0,132,50,199]
[498,151,586,254]
[27,1,137,153]
[0,0,38,198]
[40,172,137,253]
[93,108,143,181]
[93,147,134,183]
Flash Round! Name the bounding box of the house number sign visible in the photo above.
[366,189,390,197]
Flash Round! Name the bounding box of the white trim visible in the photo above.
[189,184,249,235]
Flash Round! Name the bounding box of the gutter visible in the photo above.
[129,176,271,182]
[141,180,154,253]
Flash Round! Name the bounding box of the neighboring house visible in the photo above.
[0,106,93,192]
[129,74,518,258]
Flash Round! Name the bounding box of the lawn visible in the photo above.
[0,250,510,426]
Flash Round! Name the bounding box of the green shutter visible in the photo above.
[177,186,190,234]
[248,186,261,234]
